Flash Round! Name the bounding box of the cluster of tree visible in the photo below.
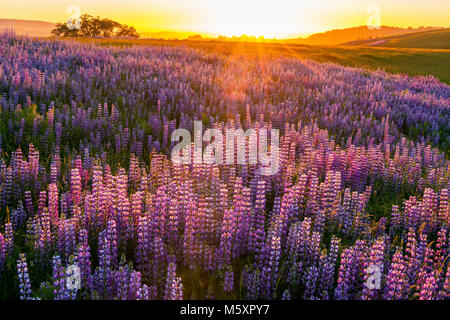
[188,34,203,40]
[51,14,139,38]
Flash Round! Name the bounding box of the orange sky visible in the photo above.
[2,0,449,38]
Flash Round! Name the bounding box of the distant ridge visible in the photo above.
[296,26,443,45]
[0,19,55,37]
[342,28,450,49]
[139,31,217,40]
[0,19,446,46]
[0,19,213,40]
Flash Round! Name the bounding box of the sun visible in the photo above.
[208,1,298,38]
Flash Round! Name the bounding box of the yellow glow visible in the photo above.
[204,1,305,38]
[1,0,449,39]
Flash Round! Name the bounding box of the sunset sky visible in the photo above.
[3,0,450,38]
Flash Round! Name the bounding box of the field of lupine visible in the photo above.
[0,32,449,300]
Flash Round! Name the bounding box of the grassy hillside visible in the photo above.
[74,37,450,84]
[377,28,450,49]
[344,28,450,49]
[298,26,441,45]
[0,19,55,37]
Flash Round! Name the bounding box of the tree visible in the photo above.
[51,15,139,38]
[51,23,79,37]
[115,25,139,38]
[188,34,203,40]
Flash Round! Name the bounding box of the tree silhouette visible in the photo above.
[51,15,139,38]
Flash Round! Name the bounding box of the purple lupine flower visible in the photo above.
[218,209,236,269]
[24,190,34,216]
[114,264,130,300]
[404,228,418,286]
[164,262,183,300]
[52,255,69,300]
[243,265,261,300]
[303,265,320,300]
[4,221,13,256]
[11,201,26,230]
[434,228,447,270]
[362,237,386,300]
[418,273,438,300]
[136,284,156,300]
[319,236,340,299]
[105,219,118,268]
[152,236,167,284]
[0,32,449,302]
[93,229,115,299]
[70,168,82,207]
[77,229,92,292]
[384,250,409,300]
[0,233,5,273]
[334,240,367,300]
[17,253,33,300]
[223,265,234,294]
[437,189,448,228]
[48,183,59,223]
[248,180,266,255]
[128,271,141,300]
[439,268,450,300]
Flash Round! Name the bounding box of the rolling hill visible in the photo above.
[343,28,450,49]
[296,26,442,45]
[0,19,445,44]
[0,19,55,37]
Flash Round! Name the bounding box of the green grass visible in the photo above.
[377,29,450,49]
[313,46,450,84]
[70,37,450,84]
[344,28,450,49]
